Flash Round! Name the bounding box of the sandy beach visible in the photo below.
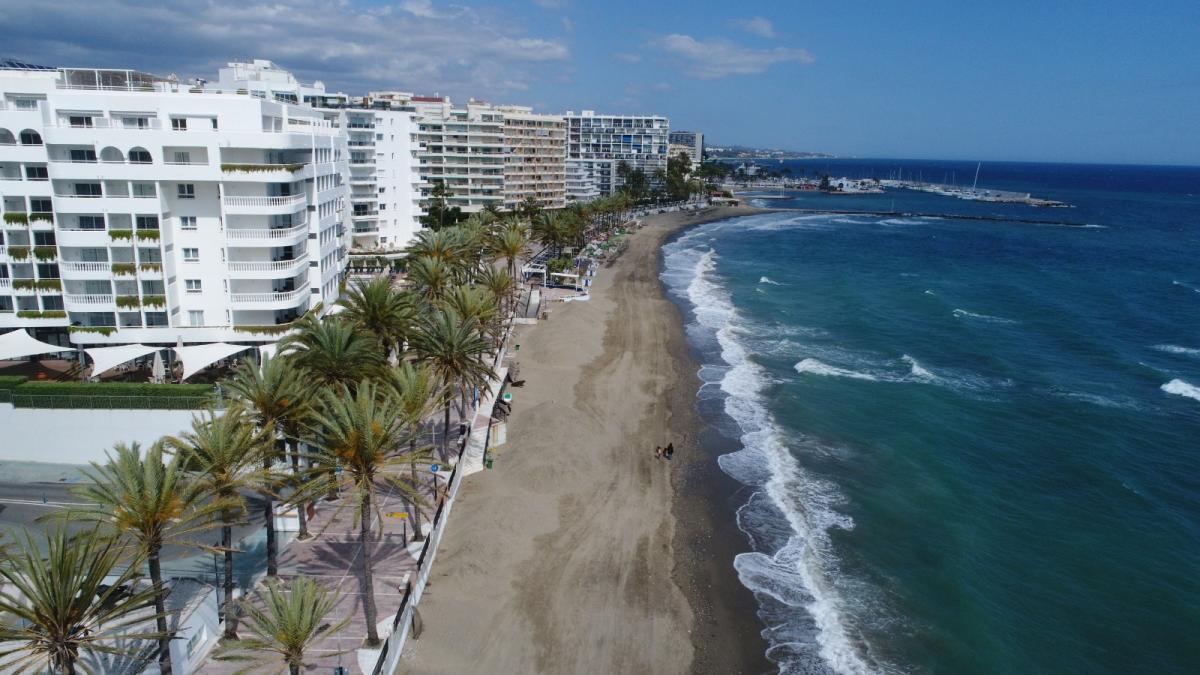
[399,205,769,675]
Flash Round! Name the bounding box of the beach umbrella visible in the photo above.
[151,350,165,383]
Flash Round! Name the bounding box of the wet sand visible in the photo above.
[400,205,769,674]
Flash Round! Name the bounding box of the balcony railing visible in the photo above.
[230,288,308,304]
[65,294,114,305]
[225,223,309,240]
[222,194,307,208]
[60,261,110,272]
[227,258,307,272]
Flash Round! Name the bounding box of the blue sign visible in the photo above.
[430,464,440,473]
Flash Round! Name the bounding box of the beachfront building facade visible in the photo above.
[409,97,506,214]
[0,61,350,347]
[668,130,704,168]
[565,159,601,203]
[565,110,670,196]
[498,106,566,210]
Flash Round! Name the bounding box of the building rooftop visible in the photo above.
[0,57,54,71]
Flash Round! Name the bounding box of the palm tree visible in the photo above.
[223,355,311,577]
[384,362,443,541]
[279,315,383,391]
[301,380,425,647]
[70,442,222,675]
[476,266,516,318]
[215,577,348,675]
[0,525,162,674]
[168,407,271,639]
[411,308,495,462]
[532,211,567,255]
[490,223,528,278]
[406,255,454,308]
[337,276,416,358]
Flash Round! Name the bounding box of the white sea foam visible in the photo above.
[923,289,936,296]
[795,358,879,381]
[879,218,926,226]
[662,234,874,674]
[760,276,784,285]
[952,308,1018,324]
[1162,379,1200,403]
[1153,344,1200,358]
[1173,280,1200,294]
[901,354,935,380]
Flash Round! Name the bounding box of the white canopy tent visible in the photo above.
[0,330,74,361]
[84,344,160,377]
[174,343,253,381]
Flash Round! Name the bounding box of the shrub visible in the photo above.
[111,262,136,275]
[12,279,35,290]
[34,279,61,292]
[115,295,141,308]
[3,212,28,224]
[15,310,66,319]
[141,295,165,308]
[139,262,162,272]
[33,246,58,261]
[221,162,304,174]
[29,212,53,223]
[232,324,294,335]
[136,229,160,241]
[9,380,213,410]
[7,246,29,260]
[68,326,116,336]
[108,229,133,241]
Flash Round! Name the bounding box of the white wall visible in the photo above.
[0,403,198,464]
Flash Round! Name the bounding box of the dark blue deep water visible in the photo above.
[661,160,1200,674]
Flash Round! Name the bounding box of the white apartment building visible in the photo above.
[668,130,704,168]
[217,63,424,253]
[497,106,566,210]
[0,61,350,348]
[565,110,670,196]
[565,159,600,203]
[409,97,506,213]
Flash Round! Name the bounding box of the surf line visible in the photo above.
[751,207,1095,228]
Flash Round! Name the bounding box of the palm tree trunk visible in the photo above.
[410,438,424,541]
[290,440,310,540]
[441,400,451,462]
[149,549,173,674]
[289,664,300,675]
[222,518,236,639]
[361,489,380,646]
[264,446,277,577]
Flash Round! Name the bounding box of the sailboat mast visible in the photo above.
[972,162,981,191]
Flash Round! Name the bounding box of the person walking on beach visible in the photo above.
[654,445,664,459]
[664,443,675,461]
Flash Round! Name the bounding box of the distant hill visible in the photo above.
[707,145,835,160]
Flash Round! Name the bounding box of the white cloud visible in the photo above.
[652,34,813,79]
[732,16,776,39]
[0,0,570,98]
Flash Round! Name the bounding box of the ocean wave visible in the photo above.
[952,308,1018,324]
[664,240,876,674]
[1153,344,1200,358]
[760,276,784,285]
[923,289,936,296]
[1162,379,1200,403]
[1172,280,1200,294]
[879,218,927,226]
[1052,390,1141,410]
[795,358,880,381]
[901,354,935,380]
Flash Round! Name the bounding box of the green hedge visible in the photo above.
[4,213,28,224]
[7,246,29,260]
[115,295,140,308]
[221,163,304,173]
[112,263,136,275]
[33,246,58,261]
[142,295,166,308]
[109,229,133,241]
[136,229,160,241]
[0,375,27,403]
[29,212,53,223]
[15,310,66,319]
[139,262,162,272]
[9,381,213,410]
[69,326,115,336]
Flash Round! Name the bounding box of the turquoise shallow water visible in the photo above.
[661,161,1200,674]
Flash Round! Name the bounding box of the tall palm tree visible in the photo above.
[532,211,567,255]
[223,355,311,577]
[301,380,425,647]
[490,223,528,278]
[279,315,383,391]
[168,407,271,639]
[215,577,348,675]
[411,308,495,461]
[406,255,454,308]
[384,362,443,541]
[70,442,222,675]
[476,266,516,318]
[338,276,416,358]
[0,525,162,674]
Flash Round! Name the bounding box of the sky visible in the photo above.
[2,0,1198,165]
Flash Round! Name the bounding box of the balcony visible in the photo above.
[225,222,309,247]
[219,163,312,182]
[221,194,307,214]
[227,256,310,279]
[65,293,115,307]
[229,287,310,310]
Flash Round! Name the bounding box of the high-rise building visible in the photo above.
[565,159,601,203]
[497,106,566,211]
[565,110,669,196]
[0,61,350,348]
[668,130,704,168]
[409,97,506,213]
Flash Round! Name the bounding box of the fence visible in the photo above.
[372,317,513,674]
[6,393,209,410]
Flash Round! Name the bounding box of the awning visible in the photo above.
[0,330,74,361]
[175,343,253,381]
[84,344,160,377]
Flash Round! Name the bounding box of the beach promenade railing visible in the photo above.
[374,317,515,675]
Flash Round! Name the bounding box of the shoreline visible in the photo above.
[397,205,769,674]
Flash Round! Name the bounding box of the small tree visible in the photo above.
[215,577,348,675]
[420,181,463,231]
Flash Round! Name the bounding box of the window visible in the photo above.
[211,118,218,130]
[78,215,105,230]
[30,198,51,213]
[24,166,48,180]
[131,183,155,198]
[13,98,38,110]
[188,310,204,326]
[185,279,202,293]
[135,215,159,230]
[33,232,56,246]
[19,130,41,145]
[171,117,187,131]
[378,187,385,194]
[75,183,102,197]
[122,116,149,129]
[182,248,199,262]
[180,216,197,230]
[70,149,97,162]
[129,149,151,164]
[173,151,190,164]
[177,184,195,199]
[68,115,93,128]
[41,295,64,311]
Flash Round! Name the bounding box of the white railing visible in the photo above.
[222,194,307,208]
[60,261,110,272]
[225,223,308,240]
[54,193,103,199]
[65,294,114,305]
[0,278,9,288]
[229,288,308,304]
[227,258,307,272]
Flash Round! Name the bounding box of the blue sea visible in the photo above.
[660,160,1200,674]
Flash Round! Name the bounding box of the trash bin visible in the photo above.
[485,457,494,470]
